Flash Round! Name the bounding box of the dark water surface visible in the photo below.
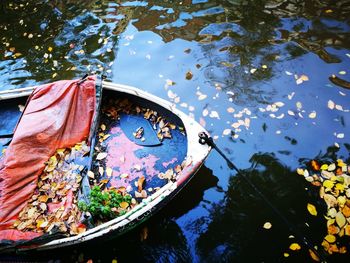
[1,0,350,262]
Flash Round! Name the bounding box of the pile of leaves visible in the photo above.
[78,185,136,221]
[103,98,184,142]
[13,141,89,235]
[298,159,350,255]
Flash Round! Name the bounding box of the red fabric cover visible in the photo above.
[0,76,96,242]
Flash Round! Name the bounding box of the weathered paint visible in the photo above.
[106,126,160,189]
[0,81,211,252]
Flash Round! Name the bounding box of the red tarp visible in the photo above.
[0,76,96,242]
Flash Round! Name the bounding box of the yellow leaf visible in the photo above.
[300,74,309,81]
[119,201,129,209]
[335,212,346,228]
[263,222,272,229]
[324,234,336,243]
[335,183,345,192]
[106,167,113,177]
[320,164,329,170]
[308,249,320,262]
[289,243,301,251]
[48,46,53,52]
[283,253,289,257]
[307,203,317,216]
[323,180,334,189]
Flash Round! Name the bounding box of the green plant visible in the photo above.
[78,185,132,220]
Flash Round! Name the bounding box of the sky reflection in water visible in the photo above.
[1,0,350,262]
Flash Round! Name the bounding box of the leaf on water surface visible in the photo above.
[227,107,235,113]
[310,160,320,171]
[209,111,220,119]
[307,203,317,216]
[221,61,234,67]
[308,249,320,262]
[324,234,336,243]
[186,71,193,80]
[96,152,108,160]
[166,79,175,86]
[342,205,350,218]
[289,243,301,251]
[309,111,317,119]
[222,129,231,136]
[140,226,148,241]
[202,109,209,117]
[263,222,272,229]
[197,93,207,101]
[336,133,345,139]
[335,212,346,228]
[327,100,335,110]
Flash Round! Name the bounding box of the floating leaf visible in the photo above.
[263,222,272,229]
[308,249,320,262]
[328,100,335,110]
[328,224,339,235]
[307,203,317,216]
[227,107,235,113]
[335,212,346,228]
[289,243,301,251]
[223,129,231,136]
[309,111,317,119]
[185,71,193,80]
[310,160,320,171]
[324,234,336,243]
[209,111,220,119]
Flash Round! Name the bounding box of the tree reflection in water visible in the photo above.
[197,148,350,262]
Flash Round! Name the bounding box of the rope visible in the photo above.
[198,132,327,262]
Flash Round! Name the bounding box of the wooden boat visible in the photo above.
[0,77,211,252]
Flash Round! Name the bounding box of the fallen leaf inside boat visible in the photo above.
[96,152,108,160]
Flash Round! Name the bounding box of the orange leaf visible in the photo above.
[119,201,129,209]
[310,160,320,171]
[137,176,145,192]
[308,249,320,262]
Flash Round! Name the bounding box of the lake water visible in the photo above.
[1,0,350,262]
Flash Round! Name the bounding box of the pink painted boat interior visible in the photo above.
[91,90,188,198]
